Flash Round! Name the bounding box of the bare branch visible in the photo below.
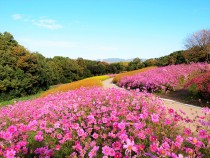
[185,29,210,49]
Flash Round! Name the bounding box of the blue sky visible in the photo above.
[0,0,210,60]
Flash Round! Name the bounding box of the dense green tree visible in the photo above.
[143,58,158,67]
[127,58,145,70]
[183,46,207,63]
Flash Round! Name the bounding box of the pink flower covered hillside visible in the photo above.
[119,63,209,93]
[0,88,209,157]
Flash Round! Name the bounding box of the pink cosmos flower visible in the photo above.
[112,141,121,150]
[7,125,17,134]
[113,122,118,129]
[92,133,99,139]
[174,141,182,149]
[137,131,146,140]
[88,146,99,158]
[138,144,145,151]
[183,128,191,135]
[102,146,110,156]
[114,152,122,158]
[64,132,72,140]
[13,145,21,152]
[37,131,43,135]
[145,128,152,135]
[18,141,27,147]
[73,141,82,152]
[22,147,28,154]
[108,132,116,138]
[3,132,12,140]
[161,142,170,150]
[208,134,210,141]
[198,130,207,138]
[55,145,61,150]
[186,137,202,147]
[168,108,175,114]
[151,114,159,123]
[57,133,63,140]
[134,122,144,129]
[150,143,158,152]
[54,122,60,129]
[5,149,16,158]
[118,122,126,130]
[77,129,85,137]
[87,116,95,125]
[149,135,157,142]
[165,118,171,125]
[158,147,168,157]
[120,133,128,141]
[40,121,47,129]
[109,148,115,156]
[176,135,183,143]
[102,117,108,123]
[123,139,137,153]
[35,134,44,142]
[186,148,193,155]
[72,123,79,129]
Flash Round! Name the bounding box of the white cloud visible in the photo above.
[12,14,22,20]
[31,19,63,30]
[11,14,63,30]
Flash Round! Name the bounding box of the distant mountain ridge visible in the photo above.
[97,58,134,63]
[97,58,147,63]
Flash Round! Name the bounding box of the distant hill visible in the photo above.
[97,58,134,63]
[97,58,147,63]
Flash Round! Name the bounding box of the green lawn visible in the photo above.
[0,92,42,107]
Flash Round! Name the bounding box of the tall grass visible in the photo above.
[0,92,42,107]
[113,66,156,83]
[41,75,110,97]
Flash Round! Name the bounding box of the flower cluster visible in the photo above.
[0,88,209,157]
[185,71,210,100]
[118,63,209,93]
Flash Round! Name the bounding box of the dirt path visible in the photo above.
[103,78,122,90]
[102,78,204,131]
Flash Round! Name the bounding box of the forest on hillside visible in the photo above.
[0,30,209,101]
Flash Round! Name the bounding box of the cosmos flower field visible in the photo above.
[118,63,209,93]
[0,87,209,157]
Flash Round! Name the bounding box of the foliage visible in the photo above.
[127,58,145,70]
[118,63,209,93]
[142,48,209,67]
[0,88,209,157]
[182,46,208,63]
[185,71,210,100]
[41,75,110,97]
[0,32,50,101]
[113,67,156,84]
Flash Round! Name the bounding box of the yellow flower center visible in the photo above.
[193,138,197,144]
[128,145,132,150]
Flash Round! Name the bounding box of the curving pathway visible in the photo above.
[102,78,204,131]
